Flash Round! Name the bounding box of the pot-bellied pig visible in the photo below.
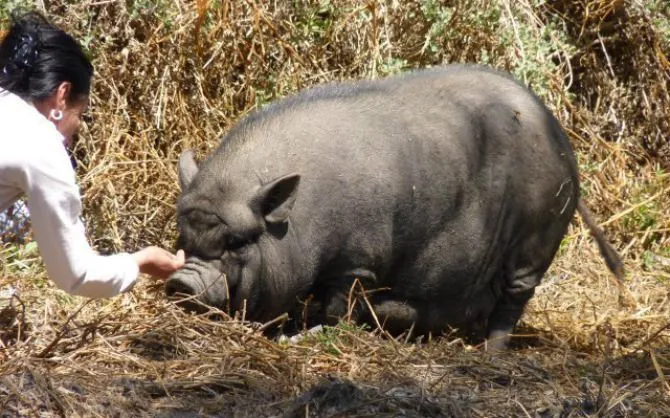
[166,64,623,349]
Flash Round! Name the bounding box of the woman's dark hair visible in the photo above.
[0,10,93,103]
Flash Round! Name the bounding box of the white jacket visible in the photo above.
[0,89,138,298]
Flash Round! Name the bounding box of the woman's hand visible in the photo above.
[132,246,185,279]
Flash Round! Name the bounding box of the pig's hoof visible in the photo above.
[278,325,325,344]
[484,331,511,351]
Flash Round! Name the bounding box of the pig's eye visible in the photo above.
[226,235,248,251]
[187,210,220,228]
[182,210,222,236]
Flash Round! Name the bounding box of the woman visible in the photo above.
[0,11,184,298]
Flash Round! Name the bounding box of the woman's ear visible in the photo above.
[55,81,72,108]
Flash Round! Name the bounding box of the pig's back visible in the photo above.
[221,64,576,226]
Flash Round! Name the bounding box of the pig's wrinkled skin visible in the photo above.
[166,64,623,350]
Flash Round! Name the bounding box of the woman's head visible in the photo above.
[0,11,93,143]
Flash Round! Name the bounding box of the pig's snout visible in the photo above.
[165,272,209,313]
[166,276,200,298]
[165,261,232,313]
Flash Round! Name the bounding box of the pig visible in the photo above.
[166,64,623,349]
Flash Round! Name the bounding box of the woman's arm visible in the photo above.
[24,152,141,298]
[20,134,185,297]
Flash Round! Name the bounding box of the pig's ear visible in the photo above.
[255,173,301,224]
[178,150,199,190]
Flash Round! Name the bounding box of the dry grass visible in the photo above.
[1,0,669,416]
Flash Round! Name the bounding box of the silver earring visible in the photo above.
[50,109,63,121]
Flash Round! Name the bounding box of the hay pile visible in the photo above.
[1,0,669,416]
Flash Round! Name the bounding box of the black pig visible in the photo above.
[166,65,622,349]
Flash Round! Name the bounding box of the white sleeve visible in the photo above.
[22,145,139,298]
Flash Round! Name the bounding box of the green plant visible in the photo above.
[0,0,29,23]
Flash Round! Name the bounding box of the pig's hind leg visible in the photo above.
[486,228,565,350]
[485,264,545,350]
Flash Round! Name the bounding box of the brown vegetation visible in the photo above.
[1,0,669,416]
